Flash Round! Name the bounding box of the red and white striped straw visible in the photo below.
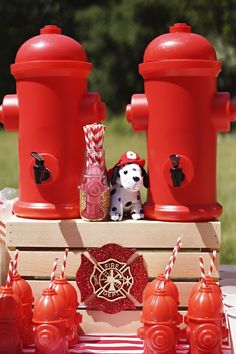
[5,260,15,288]
[49,258,59,289]
[165,236,182,280]
[159,236,182,289]
[199,256,207,286]
[208,250,217,277]
[61,248,69,279]
[13,249,19,275]
[83,124,105,168]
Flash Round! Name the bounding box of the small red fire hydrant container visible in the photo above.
[54,277,82,347]
[186,284,226,353]
[138,288,181,354]
[0,285,23,354]
[11,272,34,346]
[33,288,69,354]
[126,23,236,221]
[0,25,106,219]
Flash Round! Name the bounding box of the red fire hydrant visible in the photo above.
[0,285,23,354]
[33,288,69,354]
[186,284,226,353]
[11,272,34,345]
[0,25,106,219]
[54,277,82,347]
[138,288,181,353]
[126,23,236,221]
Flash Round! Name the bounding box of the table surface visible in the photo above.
[22,335,232,353]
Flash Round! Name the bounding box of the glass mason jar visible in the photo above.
[79,149,110,221]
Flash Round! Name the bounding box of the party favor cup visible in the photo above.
[223,294,236,311]
[221,285,236,298]
[226,307,236,353]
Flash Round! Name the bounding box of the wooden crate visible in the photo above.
[4,216,220,334]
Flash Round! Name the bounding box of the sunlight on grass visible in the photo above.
[0,122,235,264]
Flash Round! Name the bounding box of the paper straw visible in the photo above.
[49,258,59,289]
[13,249,19,275]
[160,236,182,289]
[61,248,69,279]
[83,124,105,168]
[165,236,182,280]
[199,256,207,286]
[6,260,15,288]
[208,250,217,277]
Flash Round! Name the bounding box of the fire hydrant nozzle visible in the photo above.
[126,94,148,131]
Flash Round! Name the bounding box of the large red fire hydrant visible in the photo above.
[0,25,106,219]
[126,23,236,221]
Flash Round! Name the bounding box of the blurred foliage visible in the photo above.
[1,0,236,114]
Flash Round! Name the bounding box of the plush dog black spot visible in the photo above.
[111,189,116,196]
[112,207,117,212]
[125,201,132,207]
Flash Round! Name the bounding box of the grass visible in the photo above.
[0,119,235,264]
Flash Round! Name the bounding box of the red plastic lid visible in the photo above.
[54,278,78,308]
[188,285,223,320]
[143,23,217,62]
[141,289,179,324]
[33,288,68,323]
[11,273,34,304]
[144,273,179,304]
[15,25,88,63]
[0,286,23,319]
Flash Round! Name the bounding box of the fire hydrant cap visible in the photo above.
[0,286,23,319]
[143,23,217,62]
[33,288,68,323]
[141,289,179,324]
[11,273,34,304]
[54,278,78,309]
[15,25,88,62]
[188,286,223,320]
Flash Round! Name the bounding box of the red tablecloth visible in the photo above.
[23,335,232,353]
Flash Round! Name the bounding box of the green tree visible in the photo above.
[0,0,236,115]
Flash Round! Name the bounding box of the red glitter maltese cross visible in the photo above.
[76,243,148,314]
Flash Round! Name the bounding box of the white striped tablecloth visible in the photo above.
[23,335,232,353]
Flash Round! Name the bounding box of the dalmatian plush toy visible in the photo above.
[109,151,149,221]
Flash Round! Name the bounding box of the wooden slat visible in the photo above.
[9,250,219,279]
[27,280,196,307]
[78,310,187,335]
[79,309,142,335]
[6,216,220,249]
